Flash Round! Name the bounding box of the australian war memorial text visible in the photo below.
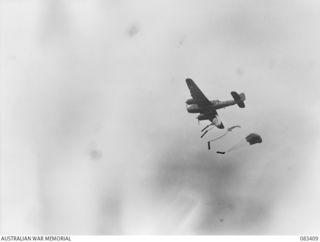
[1,236,71,241]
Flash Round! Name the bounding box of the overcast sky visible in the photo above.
[1,0,320,235]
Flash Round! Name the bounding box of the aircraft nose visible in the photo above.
[217,123,224,129]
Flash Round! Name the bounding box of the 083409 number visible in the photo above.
[300,236,319,241]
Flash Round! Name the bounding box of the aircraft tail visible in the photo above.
[231,91,245,108]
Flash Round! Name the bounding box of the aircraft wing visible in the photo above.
[186,78,211,106]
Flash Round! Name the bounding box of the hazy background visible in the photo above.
[1,0,320,234]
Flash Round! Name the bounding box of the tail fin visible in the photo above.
[231,91,246,108]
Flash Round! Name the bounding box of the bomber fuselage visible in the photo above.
[187,99,237,113]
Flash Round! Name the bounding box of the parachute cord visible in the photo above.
[226,140,247,152]
[208,131,228,143]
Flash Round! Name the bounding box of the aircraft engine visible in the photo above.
[187,104,202,113]
[197,114,208,120]
[186,99,198,105]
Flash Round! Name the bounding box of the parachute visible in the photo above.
[216,133,262,154]
[245,133,262,145]
[207,125,241,149]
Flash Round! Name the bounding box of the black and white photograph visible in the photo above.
[1,0,320,237]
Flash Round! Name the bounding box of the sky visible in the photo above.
[1,0,320,235]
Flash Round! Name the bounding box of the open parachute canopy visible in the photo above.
[216,133,262,154]
[245,133,262,145]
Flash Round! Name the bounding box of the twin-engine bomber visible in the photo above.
[185,78,246,130]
